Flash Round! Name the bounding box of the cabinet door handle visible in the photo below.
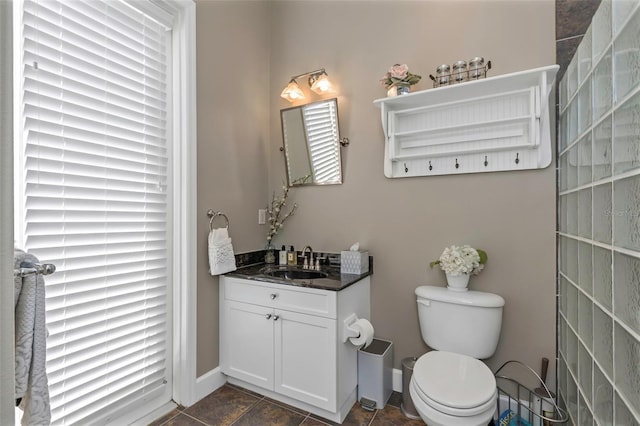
[265,314,272,320]
[270,293,278,300]
[272,315,279,321]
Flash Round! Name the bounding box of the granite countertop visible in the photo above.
[225,251,373,291]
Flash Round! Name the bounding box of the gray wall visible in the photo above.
[266,0,556,382]
[195,0,271,374]
[0,0,15,421]
[195,0,557,385]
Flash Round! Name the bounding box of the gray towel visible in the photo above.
[14,249,51,426]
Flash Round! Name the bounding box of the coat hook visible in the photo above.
[515,153,520,164]
[484,156,488,167]
[428,161,433,171]
[455,158,459,169]
[404,163,408,173]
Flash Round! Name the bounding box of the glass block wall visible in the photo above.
[557,0,640,425]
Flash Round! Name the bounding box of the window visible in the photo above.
[14,0,186,423]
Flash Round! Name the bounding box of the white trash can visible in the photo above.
[357,338,393,410]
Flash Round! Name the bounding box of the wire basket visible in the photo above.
[429,60,492,88]
[494,360,569,426]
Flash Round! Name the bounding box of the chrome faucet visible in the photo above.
[302,246,313,269]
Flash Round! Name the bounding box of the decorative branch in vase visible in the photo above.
[266,185,296,249]
[264,175,310,260]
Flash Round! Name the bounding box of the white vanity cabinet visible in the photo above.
[221,300,275,390]
[219,275,371,423]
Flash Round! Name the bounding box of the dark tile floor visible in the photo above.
[149,383,425,426]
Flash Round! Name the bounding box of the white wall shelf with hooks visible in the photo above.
[373,65,559,178]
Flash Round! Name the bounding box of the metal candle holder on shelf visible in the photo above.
[429,58,492,88]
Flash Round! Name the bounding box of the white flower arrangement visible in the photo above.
[430,245,487,276]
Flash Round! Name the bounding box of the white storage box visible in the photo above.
[341,250,369,274]
[358,338,393,410]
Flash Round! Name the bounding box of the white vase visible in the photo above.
[387,82,411,97]
[446,273,470,291]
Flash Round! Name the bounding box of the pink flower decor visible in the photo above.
[389,64,409,79]
[379,63,421,89]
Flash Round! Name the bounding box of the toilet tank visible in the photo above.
[415,286,505,359]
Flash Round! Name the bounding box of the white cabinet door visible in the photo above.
[274,309,337,411]
[220,300,274,389]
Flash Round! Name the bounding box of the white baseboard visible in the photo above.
[195,367,226,403]
[193,367,401,404]
[392,368,402,393]
[130,402,177,426]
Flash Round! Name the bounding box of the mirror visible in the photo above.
[280,98,343,186]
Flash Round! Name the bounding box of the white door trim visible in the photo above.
[169,0,199,408]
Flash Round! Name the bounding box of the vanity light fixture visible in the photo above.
[309,70,335,95]
[280,68,335,102]
[280,80,306,102]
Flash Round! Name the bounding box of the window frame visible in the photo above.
[11,0,197,422]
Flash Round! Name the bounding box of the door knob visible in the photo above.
[265,314,272,320]
[273,315,280,321]
[270,293,278,300]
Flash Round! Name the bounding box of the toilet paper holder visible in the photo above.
[342,314,374,349]
[343,314,362,342]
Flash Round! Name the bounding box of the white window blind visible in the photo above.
[17,0,172,423]
[302,100,341,183]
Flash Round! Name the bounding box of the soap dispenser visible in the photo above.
[279,245,287,265]
[287,245,296,265]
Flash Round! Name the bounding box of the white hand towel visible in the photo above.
[208,228,237,275]
[14,249,51,426]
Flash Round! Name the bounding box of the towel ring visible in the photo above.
[207,209,230,231]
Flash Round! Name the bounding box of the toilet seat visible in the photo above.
[410,378,497,426]
[411,378,497,417]
[412,351,497,416]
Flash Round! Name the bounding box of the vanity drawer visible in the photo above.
[222,277,337,318]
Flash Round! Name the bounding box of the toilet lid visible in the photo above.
[413,351,496,409]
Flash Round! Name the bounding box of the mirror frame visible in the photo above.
[280,98,343,187]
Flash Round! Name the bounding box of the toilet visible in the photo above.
[410,286,505,426]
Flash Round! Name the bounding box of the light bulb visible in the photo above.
[310,73,335,95]
[280,80,305,102]
[316,79,330,92]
